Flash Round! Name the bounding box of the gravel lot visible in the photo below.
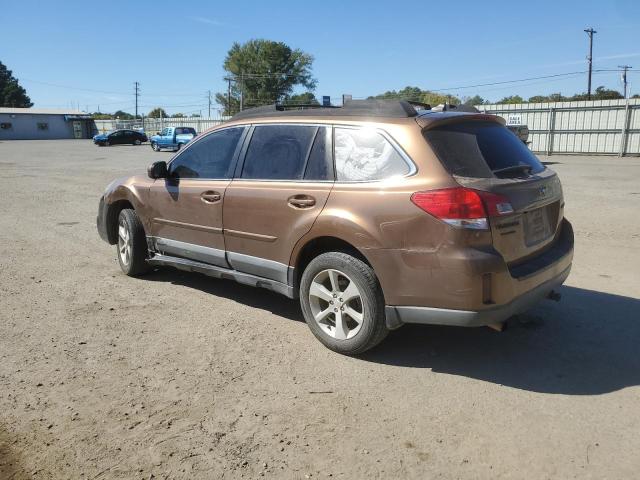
[1,140,639,479]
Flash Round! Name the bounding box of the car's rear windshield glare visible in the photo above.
[423,121,545,178]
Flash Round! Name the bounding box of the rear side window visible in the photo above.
[304,127,333,180]
[169,127,243,179]
[241,125,323,180]
[334,128,410,181]
[423,122,544,178]
[176,127,195,135]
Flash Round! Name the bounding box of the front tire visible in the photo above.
[300,252,388,355]
[151,142,160,152]
[133,139,141,145]
[117,209,150,276]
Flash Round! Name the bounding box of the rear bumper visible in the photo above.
[383,218,574,328]
[386,264,570,328]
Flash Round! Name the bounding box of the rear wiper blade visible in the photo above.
[492,164,533,176]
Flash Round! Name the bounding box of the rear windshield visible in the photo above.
[423,121,545,178]
[175,128,196,135]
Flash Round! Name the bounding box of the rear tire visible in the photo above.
[116,209,150,276]
[300,252,388,355]
[104,140,110,147]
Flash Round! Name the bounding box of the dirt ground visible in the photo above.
[0,140,639,479]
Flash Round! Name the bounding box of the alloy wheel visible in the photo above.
[118,218,131,266]
[308,269,364,340]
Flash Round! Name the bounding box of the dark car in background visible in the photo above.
[93,129,148,146]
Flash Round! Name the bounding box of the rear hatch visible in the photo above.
[421,117,563,265]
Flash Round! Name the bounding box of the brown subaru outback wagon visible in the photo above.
[97,100,573,354]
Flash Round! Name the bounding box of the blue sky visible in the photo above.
[2,0,639,115]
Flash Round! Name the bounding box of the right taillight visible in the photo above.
[411,187,513,230]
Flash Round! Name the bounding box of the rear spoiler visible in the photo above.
[416,112,506,130]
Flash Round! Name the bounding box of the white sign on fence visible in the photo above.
[506,114,522,125]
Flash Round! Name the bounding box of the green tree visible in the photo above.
[171,112,186,118]
[215,39,316,115]
[284,92,319,105]
[528,93,567,103]
[0,61,33,107]
[497,95,524,104]
[91,112,114,119]
[462,95,486,106]
[148,107,168,118]
[369,86,460,106]
[568,87,622,101]
[113,110,134,119]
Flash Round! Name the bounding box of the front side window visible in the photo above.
[168,127,244,179]
[241,125,321,180]
[334,127,410,181]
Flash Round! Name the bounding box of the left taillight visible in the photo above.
[410,187,513,230]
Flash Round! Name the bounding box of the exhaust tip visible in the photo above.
[488,322,506,332]
[547,290,562,302]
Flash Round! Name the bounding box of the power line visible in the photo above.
[21,78,130,95]
[428,71,591,92]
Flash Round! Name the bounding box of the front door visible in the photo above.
[72,121,82,139]
[223,124,334,284]
[109,130,125,144]
[122,130,135,144]
[148,126,246,267]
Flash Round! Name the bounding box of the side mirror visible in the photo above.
[156,131,161,135]
[147,161,167,179]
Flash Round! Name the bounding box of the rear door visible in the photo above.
[423,120,564,264]
[223,124,334,283]
[109,130,125,145]
[122,130,135,144]
[147,126,246,267]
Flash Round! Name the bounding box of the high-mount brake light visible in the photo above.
[411,187,513,230]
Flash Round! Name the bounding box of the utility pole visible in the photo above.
[134,81,140,119]
[207,90,212,118]
[618,65,632,98]
[584,28,597,100]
